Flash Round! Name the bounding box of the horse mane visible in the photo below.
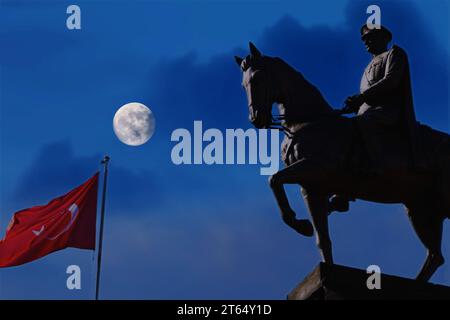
[265,56,334,124]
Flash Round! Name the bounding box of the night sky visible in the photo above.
[0,0,449,299]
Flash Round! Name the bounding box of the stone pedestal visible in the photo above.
[288,263,450,300]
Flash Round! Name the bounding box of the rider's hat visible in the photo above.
[360,24,392,42]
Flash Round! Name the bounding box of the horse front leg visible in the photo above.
[301,188,333,264]
[269,159,333,262]
[268,167,312,237]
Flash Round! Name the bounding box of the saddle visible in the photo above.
[345,119,433,176]
[280,116,431,176]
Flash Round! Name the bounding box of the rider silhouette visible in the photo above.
[330,24,424,212]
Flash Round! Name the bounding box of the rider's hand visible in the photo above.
[342,94,364,114]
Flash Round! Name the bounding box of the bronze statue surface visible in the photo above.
[235,36,450,282]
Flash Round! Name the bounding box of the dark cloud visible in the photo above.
[1,0,448,299]
[138,0,450,290]
[149,52,248,132]
[12,140,163,213]
[150,0,448,133]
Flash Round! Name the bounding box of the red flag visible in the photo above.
[0,172,99,268]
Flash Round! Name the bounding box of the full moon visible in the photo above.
[113,102,155,146]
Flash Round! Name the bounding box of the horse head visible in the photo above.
[235,42,333,131]
[235,42,278,129]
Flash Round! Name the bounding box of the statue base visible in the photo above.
[288,263,450,300]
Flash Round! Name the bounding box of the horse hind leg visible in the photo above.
[405,203,445,282]
[439,157,450,218]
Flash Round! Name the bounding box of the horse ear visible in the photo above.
[234,56,243,67]
[249,42,261,57]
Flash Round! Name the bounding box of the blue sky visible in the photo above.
[0,0,449,299]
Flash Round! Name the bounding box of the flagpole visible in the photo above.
[95,155,110,300]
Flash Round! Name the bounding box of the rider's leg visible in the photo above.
[408,123,427,172]
[354,114,384,175]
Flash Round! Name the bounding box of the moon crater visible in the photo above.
[113,102,155,146]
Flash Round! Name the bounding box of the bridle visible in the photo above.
[269,114,294,138]
[246,62,295,138]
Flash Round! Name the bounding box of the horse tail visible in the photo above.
[417,124,450,218]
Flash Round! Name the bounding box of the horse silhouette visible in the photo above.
[235,42,450,282]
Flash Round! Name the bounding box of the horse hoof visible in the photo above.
[416,254,445,282]
[293,219,314,237]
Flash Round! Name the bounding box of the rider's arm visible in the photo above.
[360,45,407,102]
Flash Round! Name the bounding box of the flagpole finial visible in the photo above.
[101,155,110,164]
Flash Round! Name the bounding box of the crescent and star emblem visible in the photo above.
[31,203,79,240]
